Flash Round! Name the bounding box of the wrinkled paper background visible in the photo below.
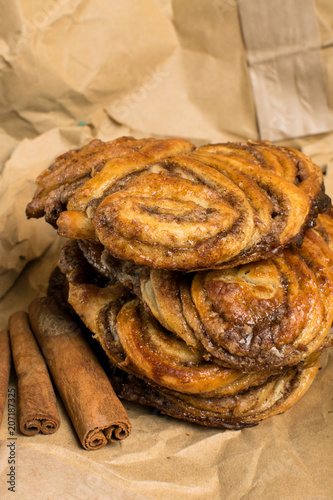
[1,1,333,498]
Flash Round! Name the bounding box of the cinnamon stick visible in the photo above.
[28,296,131,450]
[8,312,60,436]
[0,329,11,428]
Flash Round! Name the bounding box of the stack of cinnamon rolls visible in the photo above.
[26,136,333,429]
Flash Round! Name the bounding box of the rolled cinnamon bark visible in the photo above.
[0,329,11,428]
[8,312,60,436]
[28,296,131,450]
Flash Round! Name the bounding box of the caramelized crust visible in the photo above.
[55,230,332,428]
[50,254,322,429]
[26,137,158,222]
[59,220,333,374]
[314,207,333,250]
[142,229,333,371]
[110,356,320,429]
[27,137,330,271]
[140,269,200,349]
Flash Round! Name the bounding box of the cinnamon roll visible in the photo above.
[187,235,333,370]
[112,297,320,428]
[26,137,330,271]
[140,230,333,371]
[59,218,333,373]
[54,233,332,428]
[110,355,320,429]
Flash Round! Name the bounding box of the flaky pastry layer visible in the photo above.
[27,137,330,271]
[62,214,333,372]
[53,226,333,428]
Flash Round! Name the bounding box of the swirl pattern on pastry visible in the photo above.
[139,229,333,371]
[57,241,274,396]
[60,221,333,373]
[26,137,161,224]
[110,356,320,429]
[52,253,321,429]
[26,137,330,271]
[55,236,330,428]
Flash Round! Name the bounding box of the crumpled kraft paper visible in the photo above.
[1,1,333,499]
[0,0,256,143]
[238,0,333,141]
[0,126,93,300]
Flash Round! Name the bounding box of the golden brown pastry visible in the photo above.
[57,240,268,390]
[63,222,333,373]
[26,137,330,271]
[26,137,165,223]
[54,237,330,428]
[112,298,321,428]
[314,207,333,249]
[110,355,320,429]
[142,228,333,371]
[26,137,194,228]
